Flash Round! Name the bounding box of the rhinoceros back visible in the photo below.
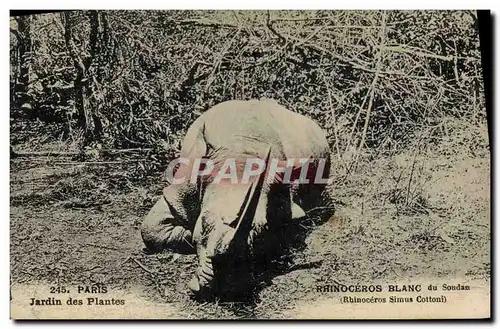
[185,99,329,162]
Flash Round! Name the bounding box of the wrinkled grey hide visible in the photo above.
[141,99,331,297]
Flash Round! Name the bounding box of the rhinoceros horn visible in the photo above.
[229,147,271,246]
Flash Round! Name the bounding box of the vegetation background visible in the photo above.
[10,10,490,319]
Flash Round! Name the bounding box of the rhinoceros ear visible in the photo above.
[231,147,271,244]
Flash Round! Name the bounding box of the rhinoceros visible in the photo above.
[141,98,332,298]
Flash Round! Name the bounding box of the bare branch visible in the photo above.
[176,18,239,29]
[356,11,388,159]
[266,11,287,43]
[382,44,480,62]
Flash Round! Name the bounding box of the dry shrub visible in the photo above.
[10,10,485,164]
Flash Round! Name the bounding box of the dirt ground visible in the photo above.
[10,122,490,319]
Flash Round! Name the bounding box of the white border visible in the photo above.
[2,2,498,328]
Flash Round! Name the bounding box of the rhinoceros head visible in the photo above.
[187,148,271,298]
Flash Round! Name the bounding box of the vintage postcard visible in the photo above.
[10,10,490,319]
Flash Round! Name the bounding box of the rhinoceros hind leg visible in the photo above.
[141,197,195,254]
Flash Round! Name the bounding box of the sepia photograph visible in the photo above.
[9,10,490,319]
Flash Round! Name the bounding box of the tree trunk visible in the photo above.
[14,15,33,109]
[62,12,88,135]
[62,11,104,144]
[87,10,104,140]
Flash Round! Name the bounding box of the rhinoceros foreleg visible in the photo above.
[141,196,195,254]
